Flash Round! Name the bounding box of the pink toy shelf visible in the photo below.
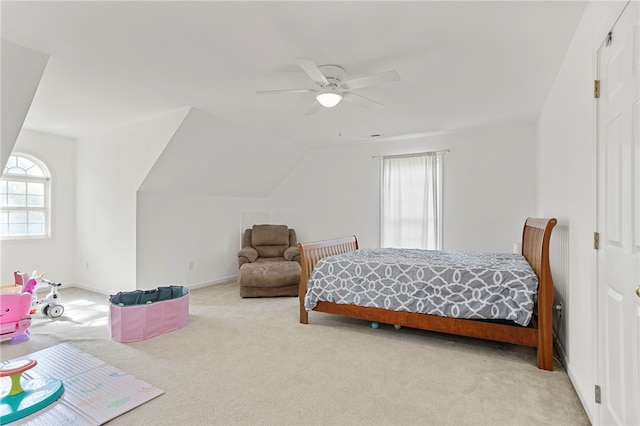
[109,286,189,343]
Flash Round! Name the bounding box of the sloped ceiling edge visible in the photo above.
[139,108,309,198]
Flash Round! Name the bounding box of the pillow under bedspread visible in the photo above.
[304,248,539,326]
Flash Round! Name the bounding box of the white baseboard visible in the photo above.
[553,336,567,366]
[566,362,596,425]
[66,282,113,296]
[66,275,238,295]
[188,275,237,289]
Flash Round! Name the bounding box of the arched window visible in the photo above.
[1,153,51,238]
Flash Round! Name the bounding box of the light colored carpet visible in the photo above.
[1,282,589,425]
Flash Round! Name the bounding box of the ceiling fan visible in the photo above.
[257,59,400,115]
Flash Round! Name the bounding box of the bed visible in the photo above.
[298,217,557,371]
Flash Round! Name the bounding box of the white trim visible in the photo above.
[188,276,237,290]
[70,276,237,296]
[372,149,450,160]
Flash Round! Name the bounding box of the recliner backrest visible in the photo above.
[243,224,297,258]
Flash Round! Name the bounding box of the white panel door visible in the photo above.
[597,1,640,425]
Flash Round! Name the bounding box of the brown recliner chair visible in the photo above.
[237,224,301,297]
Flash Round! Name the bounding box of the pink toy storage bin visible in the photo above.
[109,286,189,343]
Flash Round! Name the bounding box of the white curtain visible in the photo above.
[381,153,443,249]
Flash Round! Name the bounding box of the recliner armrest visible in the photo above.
[238,247,258,265]
[283,246,300,263]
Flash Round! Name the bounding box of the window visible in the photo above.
[380,152,444,249]
[1,153,50,238]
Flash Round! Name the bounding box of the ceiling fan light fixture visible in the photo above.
[316,87,342,108]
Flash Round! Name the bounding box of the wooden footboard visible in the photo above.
[298,236,358,324]
[298,217,557,371]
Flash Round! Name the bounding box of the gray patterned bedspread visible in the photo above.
[304,248,539,326]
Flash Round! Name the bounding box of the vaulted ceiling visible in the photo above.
[2,1,587,147]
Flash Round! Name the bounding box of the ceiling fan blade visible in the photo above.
[296,59,329,86]
[256,89,314,95]
[305,100,322,116]
[342,92,384,111]
[343,70,400,91]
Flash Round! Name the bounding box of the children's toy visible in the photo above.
[0,292,33,344]
[15,271,65,319]
[109,286,189,343]
[0,359,64,424]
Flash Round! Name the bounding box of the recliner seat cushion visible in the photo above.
[238,262,300,289]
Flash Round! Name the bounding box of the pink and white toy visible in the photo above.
[15,271,64,319]
[0,292,33,344]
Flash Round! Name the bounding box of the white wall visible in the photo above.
[269,123,537,252]
[75,109,187,295]
[134,123,536,291]
[136,192,269,289]
[135,107,308,290]
[1,130,76,284]
[536,1,624,422]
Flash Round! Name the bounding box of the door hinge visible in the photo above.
[594,232,600,250]
[594,80,600,98]
[595,384,601,404]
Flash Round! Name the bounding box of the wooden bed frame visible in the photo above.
[298,217,558,371]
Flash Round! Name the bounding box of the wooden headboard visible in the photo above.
[521,217,557,367]
[522,217,556,280]
[521,217,557,310]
